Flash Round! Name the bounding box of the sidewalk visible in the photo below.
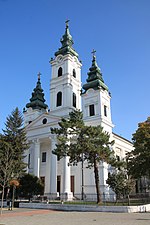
[1,207,52,217]
[0,208,150,225]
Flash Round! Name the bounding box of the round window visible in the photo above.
[42,118,47,124]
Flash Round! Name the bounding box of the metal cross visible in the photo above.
[91,49,96,57]
[65,19,70,27]
[38,72,41,80]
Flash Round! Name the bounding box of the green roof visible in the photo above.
[55,20,78,57]
[26,73,48,110]
[82,52,108,92]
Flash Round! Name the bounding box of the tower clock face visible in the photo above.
[58,56,63,62]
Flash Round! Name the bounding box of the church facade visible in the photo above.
[23,22,133,201]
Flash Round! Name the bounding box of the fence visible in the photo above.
[31,192,150,205]
[1,192,150,206]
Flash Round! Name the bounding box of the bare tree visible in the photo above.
[0,136,14,215]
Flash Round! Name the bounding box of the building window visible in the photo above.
[73,93,76,108]
[116,155,121,170]
[42,118,47,124]
[57,176,61,194]
[28,153,30,168]
[104,105,107,117]
[58,67,62,77]
[71,176,75,194]
[73,69,76,78]
[116,155,120,161]
[56,91,62,107]
[42,152,46,162]
[89,104,95,116]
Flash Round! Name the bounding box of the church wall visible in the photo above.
[23,23,134,201]
[27,142,35,174]
[24,108,44,126]
[50,54,82,114]
[39,142,51,194]
[57,159,64,193]
[70,163,81,194]
[82,88,113,134]
[112,133,133,160]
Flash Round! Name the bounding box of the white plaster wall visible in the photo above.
[112,133,133,159]
[50,54,82,113]
[24,108,44,126]
[82,88,113,134]
[39,141,51,193]
[20,202,150,213]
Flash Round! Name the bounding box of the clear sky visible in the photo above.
[0,0,150,140]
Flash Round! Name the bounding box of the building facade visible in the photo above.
[23,21,133,201]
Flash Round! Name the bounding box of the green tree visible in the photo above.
[51,110,84,160]
[127,117,150,179]
[106,171,135,205]
[0,135,14,214]
[18,174,44,200]
[2,107,28,177]
[51,110,115,203]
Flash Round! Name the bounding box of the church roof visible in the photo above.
[26,73,48,110]
[82,50,108,92]
[55,20,78,58]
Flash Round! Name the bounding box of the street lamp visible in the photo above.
[81,152,84,200]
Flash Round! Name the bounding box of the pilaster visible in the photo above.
[33,139,40,178]
[50,136,57,199]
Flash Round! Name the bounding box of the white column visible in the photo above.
[34,139,40,178]
[50,137,57,197]
[63,155,73,201]
[45,144,51,194]
[63,156,71,193]
[99,161,109,200]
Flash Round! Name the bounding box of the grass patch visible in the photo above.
[47,199,150,206]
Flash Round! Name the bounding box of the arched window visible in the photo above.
[89,104,95,116]
[73,69,76,78]
[56,92,62,107]
[104,105,107,117]
[58,67,62,77]
[73,93,76,108]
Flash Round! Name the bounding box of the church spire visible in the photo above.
[26,73,48,110]
[55,20,78,57]
[82,50,108,92]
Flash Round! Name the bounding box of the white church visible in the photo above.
[23,21,133,201]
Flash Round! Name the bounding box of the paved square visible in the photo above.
[0,208,150,225]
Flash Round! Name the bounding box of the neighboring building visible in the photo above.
[23,21,133,201]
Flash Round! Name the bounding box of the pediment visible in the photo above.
[26,112,61,130]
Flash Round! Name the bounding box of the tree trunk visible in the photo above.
[12,185,15,208]
[127,194,130,206]
[0,185,5,216]
[94,157,101,204]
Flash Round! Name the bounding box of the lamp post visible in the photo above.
[81,153,84,200]
[10,179,19,208]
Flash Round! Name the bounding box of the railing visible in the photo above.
[1,192,150,206]
[32,192,150,205]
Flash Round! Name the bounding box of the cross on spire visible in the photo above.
[65,19,70,28]
[38,72,41,80]
[91,49,96,57]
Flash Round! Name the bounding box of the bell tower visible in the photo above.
[82,50,114,133]
[50,21,82,117]
[24,72,48,126]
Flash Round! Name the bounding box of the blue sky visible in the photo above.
[0,0,150,140]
